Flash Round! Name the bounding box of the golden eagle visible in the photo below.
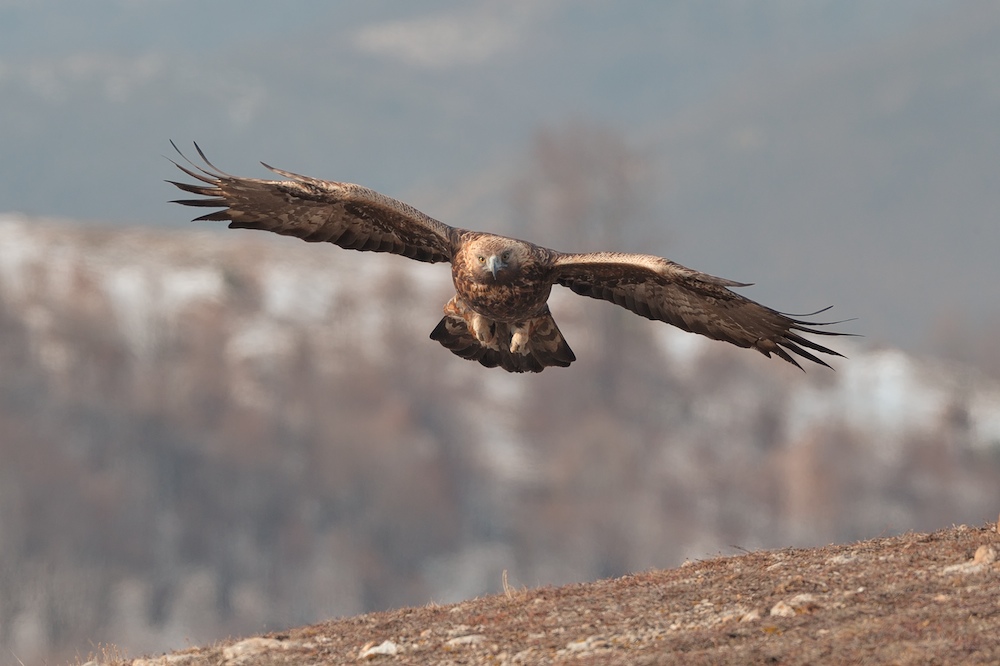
[168,143,848,373]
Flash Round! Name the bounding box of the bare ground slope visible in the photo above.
[91,522,1000,665]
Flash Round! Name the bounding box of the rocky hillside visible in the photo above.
[90,522,1000,665]
[0,215,998,662]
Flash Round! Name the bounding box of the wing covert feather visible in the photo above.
[167,142,459,264]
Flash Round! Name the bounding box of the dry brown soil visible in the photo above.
[89,522,1000,665]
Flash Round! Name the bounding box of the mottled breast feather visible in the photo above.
[451,233,556,322]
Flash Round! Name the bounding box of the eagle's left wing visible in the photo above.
[551,252,849,369]
[167,142,460,264]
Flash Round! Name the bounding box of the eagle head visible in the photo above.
[469,236,527,282]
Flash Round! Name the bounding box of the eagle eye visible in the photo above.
[501,251,511,262]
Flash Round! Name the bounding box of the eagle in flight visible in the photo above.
[168,142,848,373]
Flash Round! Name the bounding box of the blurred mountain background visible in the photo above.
[1,1,999,662]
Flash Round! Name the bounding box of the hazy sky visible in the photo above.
[0,0,953,218]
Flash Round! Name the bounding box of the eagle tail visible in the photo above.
[430,298,575,373]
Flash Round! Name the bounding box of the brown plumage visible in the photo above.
[168,142,850,373]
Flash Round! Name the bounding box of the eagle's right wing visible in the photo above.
[167,142,460,264]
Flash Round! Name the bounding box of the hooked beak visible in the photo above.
[486,254,506,279]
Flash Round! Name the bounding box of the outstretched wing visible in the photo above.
[167,142,460,263]
[552,252,849,369]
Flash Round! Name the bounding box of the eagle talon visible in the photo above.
[510,326,531,355]
[470,315,499,349]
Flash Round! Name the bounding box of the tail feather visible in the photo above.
[430,298,575,373]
